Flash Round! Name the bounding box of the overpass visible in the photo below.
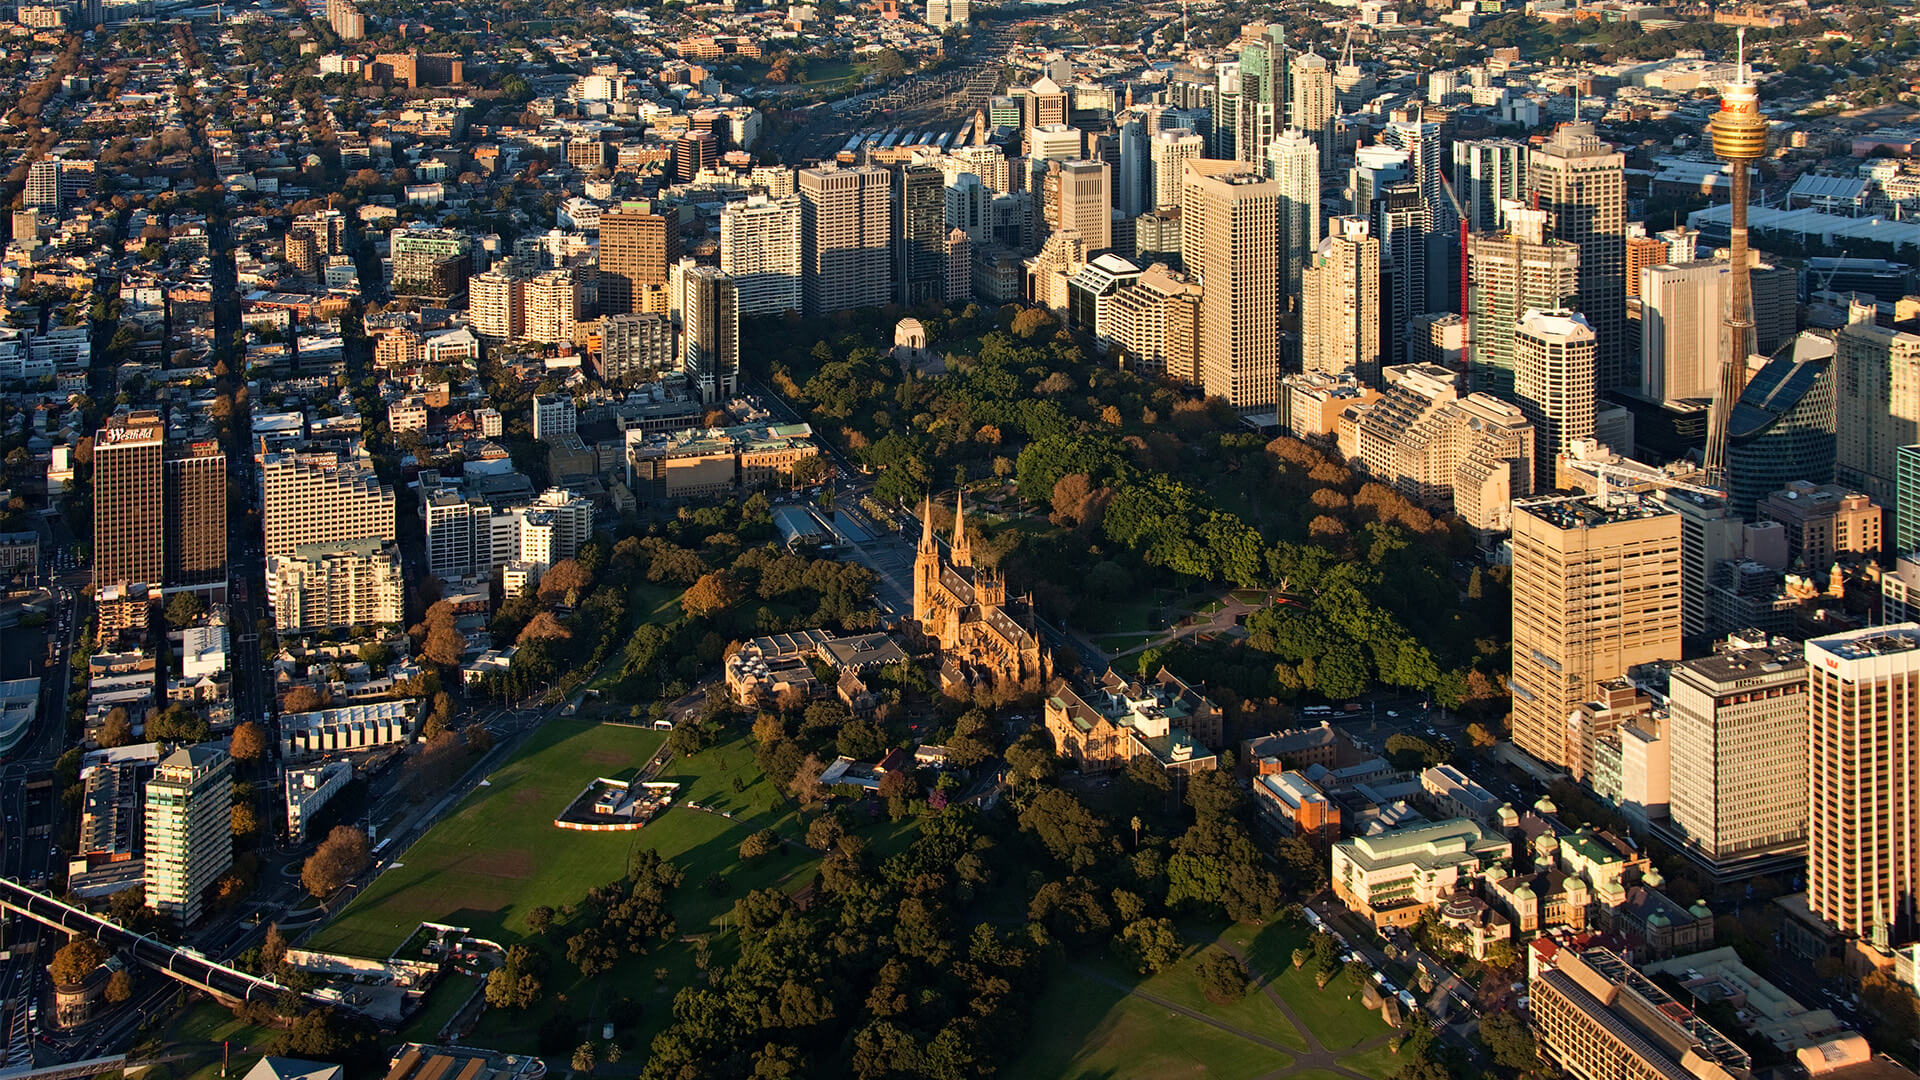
[0,879,292,1008]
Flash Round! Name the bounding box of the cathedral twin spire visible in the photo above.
[919,491,972,568]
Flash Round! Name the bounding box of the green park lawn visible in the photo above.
[1238,921,1394,1054]
[156,1000,280,1080]
[1002,963,1294,1080]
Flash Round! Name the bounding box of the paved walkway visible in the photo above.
[1069,939,1401,1080]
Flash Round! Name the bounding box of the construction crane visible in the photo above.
[1438,169,1470,378]
[1517,442,1727,509]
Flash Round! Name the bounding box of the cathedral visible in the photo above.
[913,493,1052,693]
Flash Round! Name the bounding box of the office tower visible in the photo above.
[948,144,1011,193]
[1289,52,1335,172]
[261,454,397,559]
[1374,181,1429,366]
[1532,947,1751,1080]
[164,441,226,591]
[1381,115,1452,235]
[1348,145,1409,217]
[144,745,233,926]
[1115,119,1150,220]
[945,172,989,242]
[598,210,678,316]
[670,131,716,183]
[23,160,59,212]
[1208,63,1240,161]
[1149,129,1204,211]
[388,227,472,299]
[1509,493,1681,771]
[1640,261,1729,405]
[269,539,406,633]
[1021,76,1068,131]
[93,411,165,590]
[945,229,972,303]
[1727,340,1837,519]
[1235,24,1287,166]
[1806,624,1920,941]
[1759,481,1883,568]
[1067,254,1142,337]
[469,264,528,340]
[524,269,579,345]
[798,165,892,315]
[1624,233,1666,300]
[1900,445,1920,555]
[1266,130,1320,299]
[1704,34,1768,488]
[925,0,967,28]
[1467,205,1580,397]
[1835,300,1920,507]
[893,164,948,305]
[1104,264,1203,384]
[719,194,802,317]
[1026,230,1086,314]
[597,313,674,387]
[1451,139,1526,234]
[1189,170,1281,413]
[1046,159,1111,253]
[1665,638,1808,873]
[1301,217,1381,382]
[674,262,739,404]
[1514,308,1598,485]
[1531,123,1627,389]
[1025,123,1082,164]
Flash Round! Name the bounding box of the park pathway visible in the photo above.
[1069,939,1403,1080]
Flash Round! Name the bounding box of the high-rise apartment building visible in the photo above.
[261,454,397,559]
[1509,494,1682,771]
[598,210,679,316]
[1641,260,1730,405]
[1835,299,1920,507]
[1289,52,1336,172]
[1898,444,1920,556]
[1265,130,1320,299]
[1624,233,1667,300]
[164,441,227,592]
[1104,263,1203,384]
[1045,159,1111,254]
[1301,216,1382,383]
[596,313,674,387]
[388,227,472,300]
[23,160,59,213]
[1381,115,1452,235]
[1514,308,1598,484]
[925,0,967,29]
[894,164,949,305]
[532,394,577,442]
[1531,123,1627,389]
[674,262,739,404]
[469,263,528,341]
[1188,169,1281,413]
[93,411,166,591]
[144,745,233,926]
[945,229,972,303]
[1467,204,1580,397]
[1451,139,1527,234]
[524,269,579,345]
[269,538,406,633]
[1665,637,1808,875]
[797,165,893,316]
[1149,129,1204,211]
[1806,624,1920,940]
[719,194,802,317]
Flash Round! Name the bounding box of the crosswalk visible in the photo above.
[5,998,35,1067]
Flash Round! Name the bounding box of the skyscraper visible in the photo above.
[1531,124,1628,389]
[1046,159,1112,253]
[1704,31,1768,489]
[261,454,397,559]
[1382,114,1452,235]
[674,261,739,404]
[1467,204,1580,396]
[1665,638,1808,874]
[1451,139,1527,234]
[1188,169,1282,413]
[164,441,227,593]
[1234,24,1287,166]
[1805,624,1920,941]
[1898,445,1920,556]
[719,194,802,317]
[144,745,233,926]
[1510,494,1682,771]
[1116,119,1150,220]
[894,164,949,305]
[1514,308,1598,484]
[797,165,893,315]
[1149,129,1204,211]
[1726,339,1837,519]
[1289,52,1336,173]
[597,210,679,316]
[1020,75,1068,132]
[468,263,528,340]
[1641,261,1730,405]
[1835,300,1920,507]
[23,159,59,213]
[93,411,165,590]
[1374,181,1429,366]
[925,0,967,28]
[1265,130,1320,299]
[1301,216,1381,382]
